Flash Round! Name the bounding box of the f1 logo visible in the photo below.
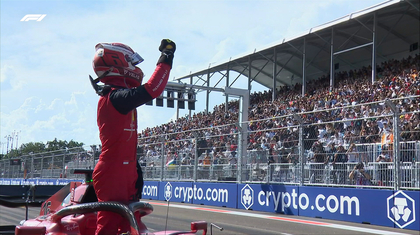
[21,14,46,22]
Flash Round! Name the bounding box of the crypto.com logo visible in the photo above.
[21,14,46,22]
[164,182,173,201]
[241,184,254,210]
[387,190,416,228]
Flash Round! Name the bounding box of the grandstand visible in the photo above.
[136,0,420,190]
[1,0,419,191]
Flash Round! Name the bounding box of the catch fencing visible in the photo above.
[1,98,419,190]
[0,147,96,180]
[138,97,420,190]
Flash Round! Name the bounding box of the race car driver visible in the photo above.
[90,39,176,235]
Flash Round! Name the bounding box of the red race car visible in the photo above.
[0,169,208,235]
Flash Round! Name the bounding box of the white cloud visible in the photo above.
[0,64,12,83]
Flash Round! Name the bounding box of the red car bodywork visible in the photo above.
[3,170,207,235]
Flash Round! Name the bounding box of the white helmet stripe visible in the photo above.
[95,43,143,65]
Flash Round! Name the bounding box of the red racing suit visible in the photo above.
[93,63,171,234]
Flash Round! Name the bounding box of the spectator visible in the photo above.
[136,54,419,172]
[349,162,371,187]
[346,143,359,163]
[180,153,190,178]
[308,141,326,183]
[166,151,178,166]
[287,148,299,165]
[267,148,276,164]
[325,142,337,164]
[213,150,223,179]
[202,152,211,166]
[228,151,237,165]
[278,148,289,181]
[332,145,348,184]
[227,151,237,178]
[376,145,392,186]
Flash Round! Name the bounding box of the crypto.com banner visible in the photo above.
[155,181,237,208]
[237,184,418,230]
[143,181,419,231]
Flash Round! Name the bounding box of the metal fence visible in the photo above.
[1,98,419,190]
[0,147,96,180]
[138,98,420,190]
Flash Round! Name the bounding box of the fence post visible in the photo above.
[63,152,66,172]
[30,154,34,179]
[385,99,401,190]
[193,133,198,182]
[91,145,97,169]
[40,156,43,177]
[293,114,305,186]
[266,159,271,184]
[159,136,165,181]
[237,123,243,183]
[416,143,420,188]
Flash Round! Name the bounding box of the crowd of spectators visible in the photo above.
[138,54,420,166]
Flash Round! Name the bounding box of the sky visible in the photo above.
[0,0,387,153]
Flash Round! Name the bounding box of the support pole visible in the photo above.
[206,70,210,114]
[224,87,249,183]
[385,99,400,190]
[189,76,193,117]
[293,114,305,186]
[226,64,230,111]
[159,136,165,181]
[330,28,334,91]
[193,132,199,182]
[302,37,306,96]
[372,12,377,84]
[248,56,252,92]
[272,47,277,101]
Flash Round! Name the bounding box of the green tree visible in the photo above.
[45,138,67,152]
[1,138,84,159]
[6,149,20,158]
[19,142,46,155]
[68,140,84,149]
[45,138,84,151]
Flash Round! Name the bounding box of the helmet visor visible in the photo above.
[128,52,144,65]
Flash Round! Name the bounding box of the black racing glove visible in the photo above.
[157,39,176,68]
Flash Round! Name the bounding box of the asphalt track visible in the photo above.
[1,201,418,235]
